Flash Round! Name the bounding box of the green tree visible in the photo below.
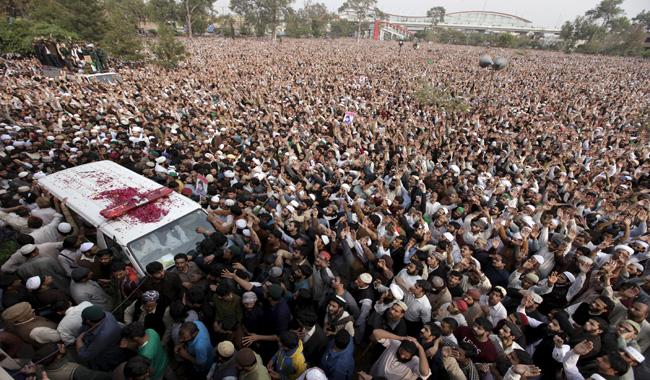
[285,8,310,37]
[303,1,331,38]
[0,0,32,18]
[216,14,236,37]
[256,0,292,41]
[229,0,292,40]
[102,0,144,60]
[329,18,357,38]
[427,6,445,26]
[0,18,76,55]
[586,0,624,30]
[633,10,650,29]
[338,0,378,43]
[496,33,517,48]
[560,20,574,40]
[181,0,212,38]
[28,0,107,42]
[152,24,185,67]
[147,0,178,24]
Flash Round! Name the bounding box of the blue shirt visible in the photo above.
[78,312,124,371]
[320,338,355,380]
[187,320,214,371]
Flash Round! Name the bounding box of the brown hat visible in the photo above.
[1,302,34,323]
[235,347,257,367]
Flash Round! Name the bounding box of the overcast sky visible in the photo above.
[212,0,648,29]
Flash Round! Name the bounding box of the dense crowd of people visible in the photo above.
[0,38,649,380]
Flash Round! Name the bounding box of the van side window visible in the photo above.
[103,234,127,262]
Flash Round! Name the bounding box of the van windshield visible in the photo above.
[127,209,215,269]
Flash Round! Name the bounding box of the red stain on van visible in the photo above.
[94,187,169,223]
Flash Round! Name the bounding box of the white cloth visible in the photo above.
[30,207,57,225]
[29,213,63,244]
[404,292,432,324]
[57,301,92,345]
[480,295,507,326]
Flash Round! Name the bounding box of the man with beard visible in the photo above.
[558,315,607,365]
[369,301,409,337]
[532,318,566,380]
[625,302,650,352]
[428,276,452,316]
[393,260,424,291]
[402,279,432,337]
[476,251,510,289]
[309,251,334,305]
[454,317,498,364]
[461,288,484,325]
[570,295,615,327]
[538,271,575,314]
[140,261,183,308]
[323,295,355,338]
[601,319,642,353]
[553,339,629,380]
[369,329,431,380]
[350,273,375,343]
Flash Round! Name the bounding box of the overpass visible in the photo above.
[382,11,561,36]
[338,9,561,40]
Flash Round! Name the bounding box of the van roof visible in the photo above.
[38,160,201,245]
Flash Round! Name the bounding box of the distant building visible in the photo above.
[339,9,561,40]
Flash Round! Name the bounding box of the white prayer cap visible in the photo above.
[26,276,41,290]
[155,156,166,164]
[224,199,235,207]
[532,255,545,265]
[242,229,251,237]
[19,244,37,255]
[624,346,645,363]
[235,219,247,229]
[389,283,404,301]
[210,195,220,203]
[80,242,95,252]
[290,200,300,208]
[33,172,46,180]
[18,171,29,178]
[614,245,634,255]
[224,170,235,178]
[562,271,576,283]
[57,223,72,234]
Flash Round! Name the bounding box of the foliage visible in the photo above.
[585,0,624,29]
[0,18,77,55]
[102,2,144,61]
[1,0,33,18]
[283,2,332,38]
[338,0,378,42]
[151,24,186,68]
[216,14,236,37]
[180,0,213,38]
[633,10,650,30]
[303,1,331,38]
[414,80,469,114]
[229,0,291,39]
[285,8,311,37]
[427,6,445,26]
[330,18,362,38]
[558,1,648,56]
[147,0,178,24]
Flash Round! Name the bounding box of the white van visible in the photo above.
[38,160,215,276]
